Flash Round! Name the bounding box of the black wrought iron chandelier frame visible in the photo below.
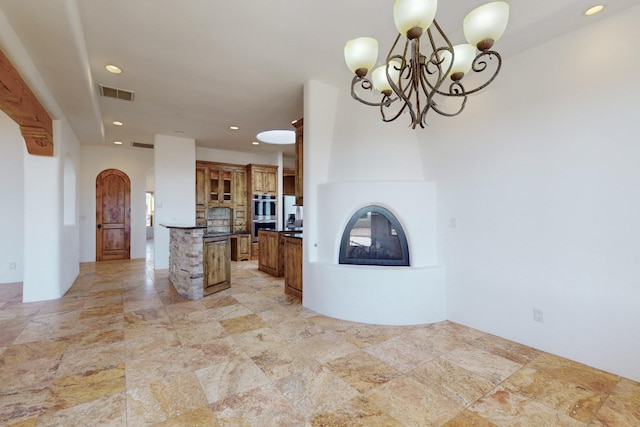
[350,19,503,129]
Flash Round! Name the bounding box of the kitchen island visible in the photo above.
[161,224,230,300]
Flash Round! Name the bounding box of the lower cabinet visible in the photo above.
[203,235,231,296]
[258,230,284,277]
[283,236,302,299]
[231,234,251,261]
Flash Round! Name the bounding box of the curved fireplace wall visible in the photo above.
[305,181,446,325]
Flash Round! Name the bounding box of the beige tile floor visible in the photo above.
[0,249,638,426]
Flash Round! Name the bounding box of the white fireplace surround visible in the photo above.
[305,180,446,325]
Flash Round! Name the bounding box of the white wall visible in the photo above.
[420,7,640,381]
[146,167,155,239]
[1,8,81,302]
[79,145,153,262]
[22,119,81,302]
[196,146,280,166]
[0,111,24,284]
[153,135,196,270]
[58,120,81,293]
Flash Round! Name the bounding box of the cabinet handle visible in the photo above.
[97,224,102,229]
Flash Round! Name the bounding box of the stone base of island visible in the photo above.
[161,224,230,300]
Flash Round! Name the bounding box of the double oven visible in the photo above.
[252,194,277,241]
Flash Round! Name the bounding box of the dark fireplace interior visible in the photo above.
[339,205,409,266]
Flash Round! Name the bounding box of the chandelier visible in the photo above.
[344,0,509,129]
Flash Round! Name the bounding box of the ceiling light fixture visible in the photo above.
[113,141,123,145]
[344,0,509,129]
[229,126,239,130]
[256,130,295,145]
[112,121,123,126]
[105,64,122,74]
[252,141,260,145]
[584,5,604,16]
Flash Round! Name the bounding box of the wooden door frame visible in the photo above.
[96,168,131,261]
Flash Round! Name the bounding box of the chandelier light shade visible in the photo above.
[344,37,379,77]
[463,1,510,49]
[393,0,438,38]
[439,44,477,79]
[372,61,402,95]
[344,0,510,129]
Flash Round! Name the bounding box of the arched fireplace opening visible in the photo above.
[339,205,409,266]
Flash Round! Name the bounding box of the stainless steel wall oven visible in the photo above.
[252,194,277,241]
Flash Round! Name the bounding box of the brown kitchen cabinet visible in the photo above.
[203,235,231,295]
[208,165,234,207]
[196,163,209,210]
[233,167,248,232]
[231,233,251,261]
[283,235,302,299]
[283,167,295,195]
[248,164,278,195]
[258,229,284,277]
[196,161,251,232]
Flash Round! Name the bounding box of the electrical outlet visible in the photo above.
[9,262,16,270]
[533,308,544,323]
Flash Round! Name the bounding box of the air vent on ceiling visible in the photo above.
[131,142,154,149]
[99,84,135,101]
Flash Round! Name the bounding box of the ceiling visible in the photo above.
[0,0,636,157]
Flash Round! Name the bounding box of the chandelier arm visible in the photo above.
[434,50,503,97]
[350,76,396,107]
[463,50,503,95]
[429,20,454,83]
[411,38,422,127]
[431,97,467,117]
[386,39,419,128]
[418,60,438,127]
[423,47,452,90]
[431,81,467,116]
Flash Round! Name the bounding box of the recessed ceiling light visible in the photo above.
[113,141,123,145]
[256,130,295,145]
[112,121,123,126]
[584,5,604,16]
[229,126,239,130]
[105,64,122,74]
[252,141,260,145]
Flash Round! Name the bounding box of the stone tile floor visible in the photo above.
[0,257,638,426]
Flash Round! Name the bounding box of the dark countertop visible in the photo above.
[160,223,207,230]
[283,233,303,239]
[205,231,251,238]
[259,229,303,234]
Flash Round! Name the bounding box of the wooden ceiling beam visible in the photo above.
[0,48,53,156]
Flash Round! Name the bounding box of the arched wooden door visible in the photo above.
[96,169,131,261]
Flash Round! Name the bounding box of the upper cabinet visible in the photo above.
[195,161,255,233]
[283,168,295,195]
[293,118,303,206]
[208,165,234,207]
[196,163,209,211]
[247,164,278,195]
